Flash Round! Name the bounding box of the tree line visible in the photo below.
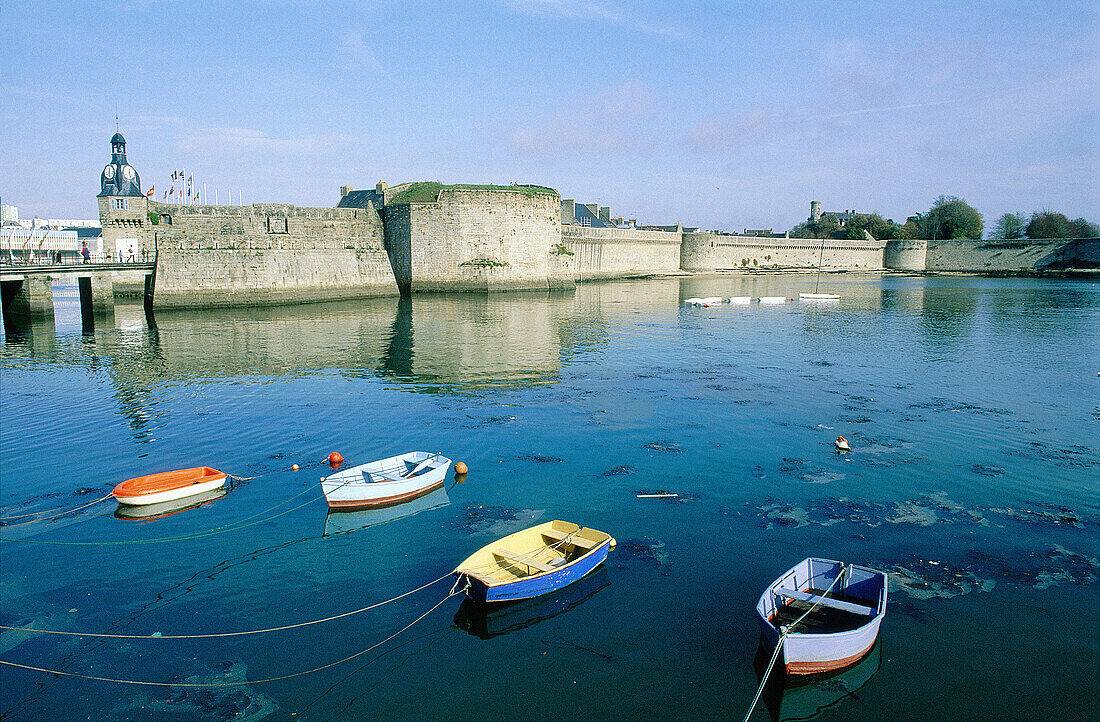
[789,196,1098,241]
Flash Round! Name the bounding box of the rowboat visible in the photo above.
[756,557,887,675]
[835,436,851,452]
[114,487,228,520]
[453,520,615,604]
[112,467,228,506]
[759,296,789,304]
[320,451,451,509]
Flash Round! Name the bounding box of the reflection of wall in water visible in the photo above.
[400,294,572,384]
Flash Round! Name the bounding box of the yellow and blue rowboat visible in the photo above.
[453,520,615,604]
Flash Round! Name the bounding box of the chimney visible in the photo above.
[561,199,576,224]
[599,206,610,223]
[340,185,352,197]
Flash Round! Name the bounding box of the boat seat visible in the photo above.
[493,549,556,573]
[776,588,877,616]
[542,528,596,550]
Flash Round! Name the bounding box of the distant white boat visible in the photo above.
[684,297,724,307]
[801,237,841,300]
[728,296,753,304]
[759,296,788,304]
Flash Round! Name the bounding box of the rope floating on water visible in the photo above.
[0,584,467,688]
[1,573,453,639]
[0,493,113,526]
[741,568,845,722]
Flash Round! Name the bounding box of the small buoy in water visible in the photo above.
[836,436,851,452]
[327,451,344,468]
[292,464,299,471]
[454,461,468,475]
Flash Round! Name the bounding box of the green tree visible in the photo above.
[992,212,1026,239]
[1070,217,1099,238]
[1026,210,1073,238]
[844,213,892,240]
[919,196,983,239]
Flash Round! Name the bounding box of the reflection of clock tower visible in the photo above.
[97,131,150,258]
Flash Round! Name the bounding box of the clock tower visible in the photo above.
[97,131,150,260]
[99,132,143,198]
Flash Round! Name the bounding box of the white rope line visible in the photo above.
[1,573,453,640]
[741,567,846,722]
[0,587,465,688]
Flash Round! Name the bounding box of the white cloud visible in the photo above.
[177,127,354,157]
[336,31,389,78]
[503,0,682,37]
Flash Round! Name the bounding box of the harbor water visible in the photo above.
[1,274,1097,720]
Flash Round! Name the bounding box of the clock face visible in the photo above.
[122,165,135,181]
[103,164,115,180]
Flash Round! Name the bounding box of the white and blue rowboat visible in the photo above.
[321,451,451,509]
[756,557,887,675]
[453,520,616,604]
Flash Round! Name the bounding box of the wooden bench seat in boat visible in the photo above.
[541,527,596,549]
[493,549,561,573]
[776,587,877,616]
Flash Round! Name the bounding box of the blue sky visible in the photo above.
[2,0,1096,232]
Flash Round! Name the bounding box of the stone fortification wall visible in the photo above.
[385,187,572,292]
[561,226,682,281]
[884,239,928,271]
[681,232,886,271]
[926,239,1100,272]
[147,201,395,308]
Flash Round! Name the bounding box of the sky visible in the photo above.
[1,0,1097,233]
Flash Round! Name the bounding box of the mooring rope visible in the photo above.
[0,573,454,640]
[0,581,469,688]
[0,476,326,546]
[741,568,846,722]
[0,493,114,526]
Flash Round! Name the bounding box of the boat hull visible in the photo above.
[454,520,614,604]
[757,557,887,675]
[112,467,228,506]
[321,452,451,509]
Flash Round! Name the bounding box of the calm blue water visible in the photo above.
[1,274,1097,720]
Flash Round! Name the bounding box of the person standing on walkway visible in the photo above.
[81,242,90,263]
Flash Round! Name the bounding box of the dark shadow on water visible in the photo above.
[452,565,611,640]
[753,638,882,721]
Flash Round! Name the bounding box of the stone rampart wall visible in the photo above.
[561,226,682,280]
[926,239,1100,272]
[147,201,395,308]
[682,232,886,271]
[390,188,572,292]
[883,239,928,272]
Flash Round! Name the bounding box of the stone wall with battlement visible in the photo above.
[561,226,683,280]
[140,200,395,308]
[681,232,887,271]
[383,187,572,292]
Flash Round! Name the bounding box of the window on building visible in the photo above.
[113,199,130,210]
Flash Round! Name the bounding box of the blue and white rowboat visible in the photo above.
[756,557,887,675]
[453,520,615,604]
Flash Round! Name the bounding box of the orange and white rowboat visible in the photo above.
[112,467,228,506]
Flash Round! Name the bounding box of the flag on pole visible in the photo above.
[146,185,155,198]
[172,171,177,181]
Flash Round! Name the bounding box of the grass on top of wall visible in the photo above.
[389,181,558,204]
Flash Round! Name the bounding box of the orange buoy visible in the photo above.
[454,461,468,475]
[292,464,300,471]
[327,452,344,468]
